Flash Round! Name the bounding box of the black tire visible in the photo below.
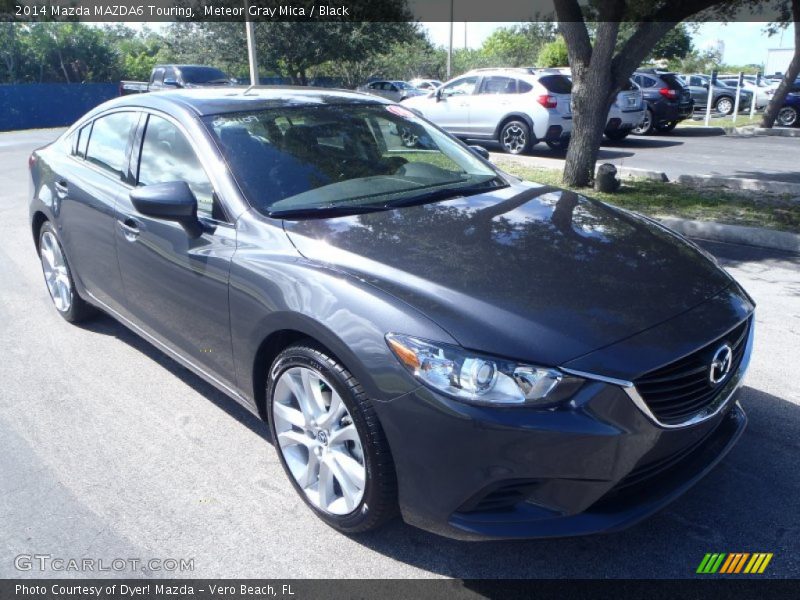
[499,119,532,155]
[38,221,97,323]
[545,136,570,151]
[715,96,734,116]
[776,106,798,127]
[604,129,631,141]
[654,120,678,133]
[266,343,398,534]
[631,109,654,135]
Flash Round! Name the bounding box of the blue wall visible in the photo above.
[0,83,120,132]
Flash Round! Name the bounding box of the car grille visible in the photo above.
[633,318,751,425]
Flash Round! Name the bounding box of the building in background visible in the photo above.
[765,47,796,77]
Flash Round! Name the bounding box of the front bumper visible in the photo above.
[373,296,754,540]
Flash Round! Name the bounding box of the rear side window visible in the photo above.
[84,112,136,178]
[137,115,216,218]
[479,76,517,94]
[151,68,165,84]
[518,80,533,93]
[660,74,685,90]
[538,75,572,94]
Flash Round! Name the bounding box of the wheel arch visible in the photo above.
[494,113,537,141]
[31,210,48,252]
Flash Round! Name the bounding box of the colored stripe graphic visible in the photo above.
[700,553,774,574]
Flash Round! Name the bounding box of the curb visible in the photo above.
[658,217,800,254]
[610,165,668,182]
[676,174,800,196]
[731,125,800,137]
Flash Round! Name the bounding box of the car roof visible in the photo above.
[97,87,390,117]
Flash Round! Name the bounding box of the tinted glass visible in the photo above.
[538,75,572,94]
[151,68,164,84]
[660,74,685,90]
[203,103,501,217]
[642,76,657,88]
[480,76,517,94]
[75,123,91,158]
[85,112,136,177]
[179,66,229,84]
[518,80,533,93]
[138,115,215,217]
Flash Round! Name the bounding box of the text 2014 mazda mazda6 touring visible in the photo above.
[28,88,754,540]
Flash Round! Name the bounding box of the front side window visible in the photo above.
[203,103,504,218]
[137,114,216,218]
[441,76,478,97]
[84,112,136,178]
[73,123,91,158]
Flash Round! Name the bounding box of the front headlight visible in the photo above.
[386,334,583,406]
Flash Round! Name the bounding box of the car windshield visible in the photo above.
[181,67,230,84]
[203,103,504,218]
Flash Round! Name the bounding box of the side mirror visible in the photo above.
[435,88,443,102]
[702,83,709,89]
[130,181,203,238]
[469,145,490,160]
[163,78,181,88]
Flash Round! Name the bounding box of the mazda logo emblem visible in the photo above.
[709,344,733,385]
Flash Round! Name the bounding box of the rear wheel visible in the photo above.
[654,121,678,133]
[604,129,631,141]
[38,222,96,323]
[267,344,397,533]
[776,106,798,127]
[631,109,654,135]
[545,136,570,151]
[499,120,531,155]
[715,96,734,115]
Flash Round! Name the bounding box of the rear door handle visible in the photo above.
[54,181,68,196]
[117,217,140,240]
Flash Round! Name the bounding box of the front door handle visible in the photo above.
[117,217,140,241]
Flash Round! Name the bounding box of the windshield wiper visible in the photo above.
[383,178,508,209]
[268,204,387,220]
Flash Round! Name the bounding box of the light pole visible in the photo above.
[446,0,454,79]
[245,1,259,86]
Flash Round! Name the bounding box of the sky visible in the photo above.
[422,22,795,66]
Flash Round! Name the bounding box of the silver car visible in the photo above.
[357,80,426,103]
[402,68,573,154]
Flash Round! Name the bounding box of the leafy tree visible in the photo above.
[554,0,775,188]
[481,23,557,67]
[537,37,570,67]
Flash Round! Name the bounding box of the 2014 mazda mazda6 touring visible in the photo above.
[28,88,754,540]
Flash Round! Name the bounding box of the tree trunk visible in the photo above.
[761,0,800,128]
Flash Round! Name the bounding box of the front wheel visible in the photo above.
[715,96,734,115]
[631,109,654,135]
[267,344,398,534]
[776,106,799,127]
[499,120,531,155]
[38,222,96,323]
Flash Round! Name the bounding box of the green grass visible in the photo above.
[494,159,800,233]
[679,114,762,129]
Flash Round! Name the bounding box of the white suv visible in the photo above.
[401,68,573,154]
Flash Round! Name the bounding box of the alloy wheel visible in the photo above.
[502,124,527,154]
[777,107,798,127]
[632,110,652,135]
[40,231,73,313]
[272,366,366,515]
[716,97,733,115]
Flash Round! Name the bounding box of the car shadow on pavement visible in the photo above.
[696,240,800,273]
[670,127,728,137]
[350,386,800,578]
[74,313,273,444]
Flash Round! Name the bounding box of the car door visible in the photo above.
[58,111,137,313]
[420,75,477,135]
[687,75,707,105]
[467,76,518,136]
[115,111,237,388]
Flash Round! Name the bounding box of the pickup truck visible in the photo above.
[120,64,236,95]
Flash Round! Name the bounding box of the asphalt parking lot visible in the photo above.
[1,128,799,579]
[505,127,800,184]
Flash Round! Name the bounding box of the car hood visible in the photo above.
[282,182,734,366]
